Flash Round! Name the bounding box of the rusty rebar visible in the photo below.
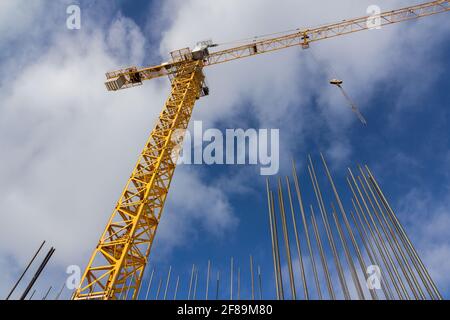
[292,161,322,299]
[310,205,334,300]
[286,176,309,299]
[278,178,297,300]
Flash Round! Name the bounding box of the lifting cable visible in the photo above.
[308,47,368,126]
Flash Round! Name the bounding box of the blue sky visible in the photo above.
[0,0,449,300]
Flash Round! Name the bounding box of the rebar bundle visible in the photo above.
[266,154,441,300]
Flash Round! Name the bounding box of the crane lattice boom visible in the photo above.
[73,0,449,300]
[105,0,449,92]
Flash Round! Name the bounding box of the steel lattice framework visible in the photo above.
[73,0,449,300]
[73,60,204,300]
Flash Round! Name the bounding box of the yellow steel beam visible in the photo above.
[105,0,449,88]
[206,0,450,65]
[73,60,205,300]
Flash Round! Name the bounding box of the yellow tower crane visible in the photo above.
[73,0,450,300]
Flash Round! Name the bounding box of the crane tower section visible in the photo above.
[74,56,205,300]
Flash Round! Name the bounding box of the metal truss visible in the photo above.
[73,60,205,300]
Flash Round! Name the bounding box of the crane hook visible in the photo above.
[330,79,367,125]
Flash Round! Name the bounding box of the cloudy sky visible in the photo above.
[0,0,449,300]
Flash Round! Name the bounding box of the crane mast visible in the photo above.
[74,59,206,300]
[73,0,449,300]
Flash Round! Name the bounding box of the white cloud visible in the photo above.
[0,1,237,298]
[0,0,46,43]
[0,14,161,295]
[106,15,146,64]
[326,139,352,168]
[154,168,238,258]
[0,0,449,299]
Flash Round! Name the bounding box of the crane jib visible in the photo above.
[104,0,449,91]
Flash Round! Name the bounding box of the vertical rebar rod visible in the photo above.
[340,206,379,300]
[155,278,162,300]
[144,268,155,300]
[174,276,180,300]
[250,255,255,300]
[357,174,411,299]
[359,166,423,300]
[258,266,263,300]
[28,290,36,300]
[55,282,65,300]
[266,180,280,300]
[310,205,334,300]
[331,204,365,300]
[358,172,417,298]
[348,179,394,300]
[367,165,440,298]
[42,286,52,300]
[348,169,404,299]
[206,260,211,300]
[6,240,46,300]
[122,275,132,301]
[367,173,432,299]
[136,270,144,299]
[308,159,345,299]
[278,178,297,300]
[164,266,172,300]
[366,165,442,300]
[125,272,136,300]
[121,277,129,300]
[350,200,394,300]
[188,264,195,300]
[286,176,308,299]
[237,267,241,300]
[119,275,129,300]
[320,153,364,299]
[348,168,405,300]
[216,271,220,300]
[292,161,321,299]
[352,187,403,300]
[20,247,55,300]
[270,191,284,300]
[193,267,199,300]
[230,257,234,301]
